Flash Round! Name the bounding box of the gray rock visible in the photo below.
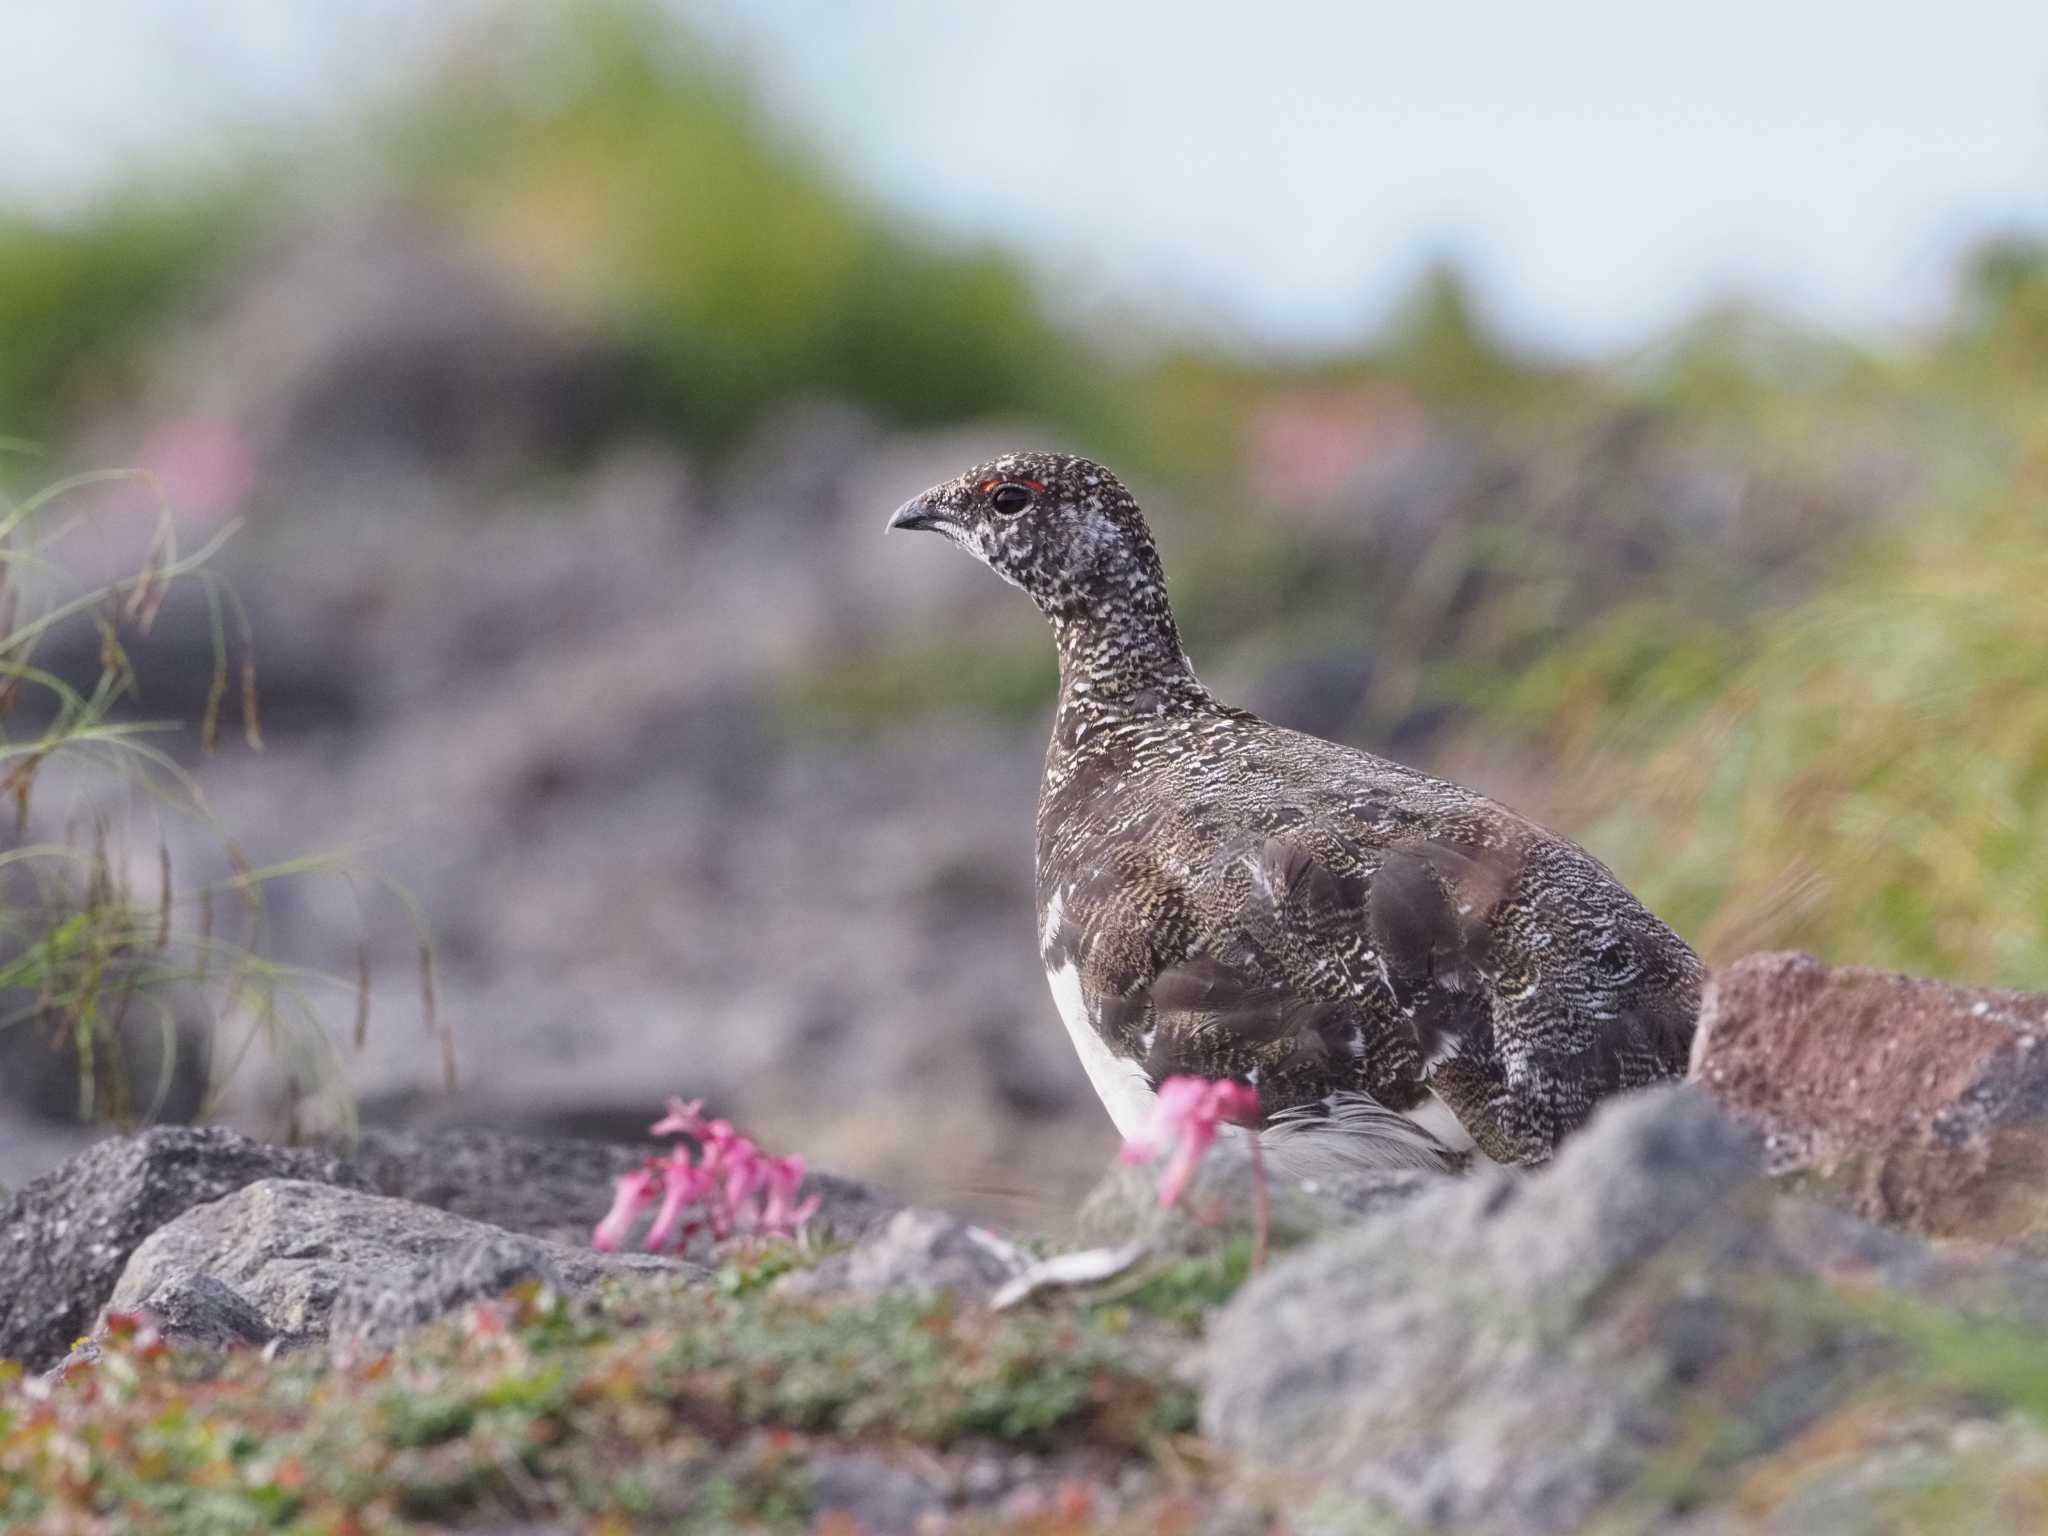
[345,1125,900,1248]
[0,1116,103,1205]
[0,1126,361,1370]
[1694,950,2048,1248]
[808,1452,944,1533]
[108,1178,696,1350]
[1203,1083,2048,1535]
[326,1232,572,1359]
[781,1168,904,1244]
[779,1207,1032,1302]
[218,213,646,486]
[1075,1132,1445,1258]
[125,1270,280,1352]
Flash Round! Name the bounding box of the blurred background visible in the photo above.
[1,0,2044,1224]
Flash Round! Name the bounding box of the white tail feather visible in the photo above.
[1256,1092,1475,1178]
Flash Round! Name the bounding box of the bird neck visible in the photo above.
[1049,597,1210,716]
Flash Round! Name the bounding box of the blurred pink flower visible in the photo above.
[761,1154,821,1232]
[468,1300,507,1338]
[137,414,253,523]
[718,1150,764,1236]
[645,1145,712,1253]
[650,1097,706,1137]
[591,1162,663,1252]
[1121,1075,1262,1210]
[1243,385,1428,509]
[594,1097,820,1253]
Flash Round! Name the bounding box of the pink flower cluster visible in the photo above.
[1120,1075,1262,1210]
[592,1097,819,1254]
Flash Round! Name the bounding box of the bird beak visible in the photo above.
[886,495,946,534]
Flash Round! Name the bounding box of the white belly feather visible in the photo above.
[1045,960,1157,1139]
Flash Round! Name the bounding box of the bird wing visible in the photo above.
[1131,828,1519,1116]
[1052,805,1693,1164]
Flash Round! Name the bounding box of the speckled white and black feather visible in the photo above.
[889,452,1705,1168]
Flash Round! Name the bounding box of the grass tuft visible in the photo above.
[1506,449,2048,985]
[0,462,433,1141]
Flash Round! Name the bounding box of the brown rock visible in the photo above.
[1692,951,2048,1249]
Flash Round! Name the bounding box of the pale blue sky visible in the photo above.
[8,0,2046,353]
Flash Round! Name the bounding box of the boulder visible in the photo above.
[1694,951,2048,1247]
[123,1270,281,1353]
[779,1208,1031,1303]
[0,1126,361,1371]
[36,1275,283,1392]
[107,1178,696,1352]
[0,1121,890,1373]
[183,213,648,485]
[1203,1084,2048,1535]
[324,1229,683,1361]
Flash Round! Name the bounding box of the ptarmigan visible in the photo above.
[887,451,1704,1170]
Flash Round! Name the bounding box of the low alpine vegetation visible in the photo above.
[2,1263,1206,1532]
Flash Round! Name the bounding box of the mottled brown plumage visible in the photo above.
[888,451,1703,1168]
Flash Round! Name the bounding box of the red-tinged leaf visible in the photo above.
[1055,1479,1097,1522]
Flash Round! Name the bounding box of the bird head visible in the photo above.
[886,451,1165,622]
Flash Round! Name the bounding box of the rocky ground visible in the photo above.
[8,953,2048,1533]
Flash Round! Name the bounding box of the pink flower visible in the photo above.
[691,1116,742,1165]
[645,1146,712,1253]
[597,1096,822,1254]
[720,1152,765,1236]
[761,1155,821,1232]
[592,1161,663,1251]
[1121,1076,1262,1210]
[650,1097,707,1137]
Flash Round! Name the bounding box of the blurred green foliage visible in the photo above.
[1952,234,2048,381]
[1379,260,1543,405]
[1507,277,2048,985]
[0,187,254,441]
[395,2,1113,448]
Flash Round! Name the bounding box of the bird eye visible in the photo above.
[990,482,1034,516]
